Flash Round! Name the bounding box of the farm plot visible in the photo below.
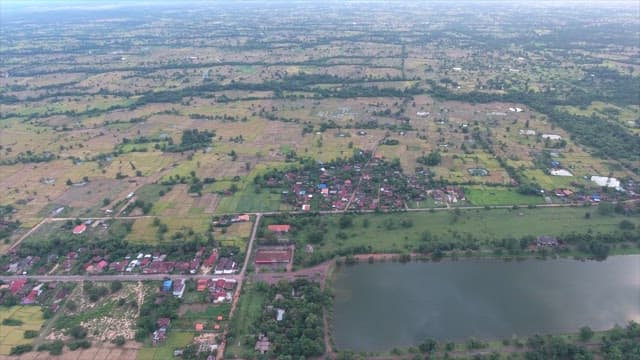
[136,331,195,360]
[214,221,253,252]
[0,306,44,355]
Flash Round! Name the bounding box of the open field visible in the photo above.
[0,306,44,355]
[224,282,266,359]
[136,332,194,360]
[262,207,640,263]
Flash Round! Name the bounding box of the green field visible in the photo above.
[225,282,266,358]
[215,186,287,214]
[269,207,640,262]
[137,331,195,360]
[465,186,545,206]
[172,303,230,331]
[0,306,45,355]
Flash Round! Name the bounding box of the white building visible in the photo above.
[591,176,622,190]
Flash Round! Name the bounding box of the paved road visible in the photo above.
[0,273,241,283]
[216,213,262,360]
[44,202,578,223]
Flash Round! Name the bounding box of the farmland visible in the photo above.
[0,306,44,355]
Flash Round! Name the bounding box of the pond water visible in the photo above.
[332,256,640,352]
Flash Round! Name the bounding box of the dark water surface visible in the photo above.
[332,256,640,352]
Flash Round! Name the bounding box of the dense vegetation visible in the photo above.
[249,280,330,358]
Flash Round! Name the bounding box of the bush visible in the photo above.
[67,339,91,350]
[10,344,33,355]
[23,330,39,339]
[110,281,123,293]
[69,325,87,339]
[112,335,126,346]
[2,318,23,326]
[619,220,636,231]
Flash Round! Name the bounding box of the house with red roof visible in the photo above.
[9,279,27,294]
[203,250,218,268]
[196,279,208,292]
[72,224,87,234]
[267,224,291,233]
[254,248,292,265]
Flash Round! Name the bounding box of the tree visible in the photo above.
[418,151,442,166]
[339,216,353,229]
[69,325,87,339]
[419,338,438,353]
[579,326,594,341]
[112,335,126,346]
[110,281,123,293]
[618,220,635,231]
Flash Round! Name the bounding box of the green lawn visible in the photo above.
[225,282,266,358]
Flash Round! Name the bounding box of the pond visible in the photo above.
[332,256,640,352]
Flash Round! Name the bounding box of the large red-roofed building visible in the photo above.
[254,248,292,265]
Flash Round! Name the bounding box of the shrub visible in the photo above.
[10,344,33,355]
[23,330,39,339]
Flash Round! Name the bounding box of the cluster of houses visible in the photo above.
[261,150,443,212]
[4,255,40,275]
[151,278,235,346]
[196,278,236,303]
[429,187,466,205]
[0,279,69,310]
[212,214,250,227]
[2,247,238,277]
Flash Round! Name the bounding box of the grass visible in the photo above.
[225,282,266,358]
[127,215,210,244]
[274,207,640,259]
[173,303,231,331]
[215,186,285,214]
[135,184,173,205]
[465,186,545,206]
[0,306,45,355]
[54,301,117,330]
[215,221,252,253]
[136,331,195,360]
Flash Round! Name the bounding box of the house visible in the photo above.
[162,279,173,292]
[195,323,204,331]
[196,279,208,292]
[591,176,622,190]
[173,279,186,298]
[157,317,171,328]
[72,224,87,235]
[203,250,218,268]
[537,236,558,247]
[214,258,236,275]
[267,224,291,233]
[109,261,127,272]
[235,214,250,222]
[255,334,271,354]
[542,134,562,141]
[9,279,27,295]
[152,328,167,346]
[276,308,285,321]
